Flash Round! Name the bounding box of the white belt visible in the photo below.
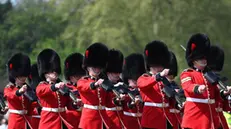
[9,109,28,115]
[31,115,41,118]
[144,102,169,107]
[105,106,122,111]
[83,104,105,110]
[42,107,66,112]
[216,107,223,112]
[169,109,180,113]
[123,111,142,117]
[186,97,215,104]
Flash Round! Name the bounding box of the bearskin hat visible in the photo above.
[144,40,170,68]
[83,43,109,69]
[207,45,224,72]
[186,33,210,67]
[7,53,31,83]
[167,51,178,77]
[28,64,41,89]
[64,53,86,80]
[37,49,61,79]
[122,53,146,83]
[106,49,124,73]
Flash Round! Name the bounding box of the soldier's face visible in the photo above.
[194,59,207,70]
[107,73,120,83]
[128,79,137,88]
[15,76,27,85]
[88,67,101,76]
[45,72,58,81]
[69,76,81,83]
[150,66,164,74]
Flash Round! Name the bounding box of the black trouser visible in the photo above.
[142,120,173,129]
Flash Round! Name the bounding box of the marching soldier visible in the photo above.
[28,64,41,129]
[36,49,74,129]
[207,45,231,129]
[4,53,33,129]
[122,53,145,129]
[137,40,173,129]
[180,33,221,129]
[64,53,86,129]
[77,43,112,129]
[105,49,126,129]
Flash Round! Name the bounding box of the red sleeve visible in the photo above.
[36,83,53,98]
[180,72,198,94]
[137,75,157,91]
[4,87,18,100]
[223,99,231,112]
[77,78,94,93]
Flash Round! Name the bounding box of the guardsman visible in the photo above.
[180,33,221,129]
[122,53,145,129]
[28,64,41,129]
[64,53,86,129]
[36,49,74,129]
[77,43,112,129]
[4,53,33,129]
[105,49,126,129]
[207,45,231,129]
[137,40,173,129]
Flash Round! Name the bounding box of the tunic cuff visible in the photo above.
[193,85,200,94]
[156,73,163,82]
[90,82,97,90]
[50,84,57,91]
[15,90,23,96]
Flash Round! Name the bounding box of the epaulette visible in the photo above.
[5,82,14,88]
[182,68,194,72]
[142,73,152,77]
[82,76,90,79]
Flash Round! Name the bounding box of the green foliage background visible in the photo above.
[1,0,231,90]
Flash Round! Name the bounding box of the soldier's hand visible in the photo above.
[135,96,141,104]
[198,85,207,93]
[223,86,231,95]
[119,94,126,100]
[55,82,65,89]
[95,79,104,87]
[1,106,9,113]
[160,69,170,77]
[19,84,27,94]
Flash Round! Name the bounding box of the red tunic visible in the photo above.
[167,99,182,129]
[122,95,143,129]
[105,92,125,129]
[65,83,82,129]
[36,81,73,129]
[4,83,33,129]
[180,68,221,129]
[77,76,112,129]
[137,74,172,129]
[29,102,41,129]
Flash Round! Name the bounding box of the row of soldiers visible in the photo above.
[1,33,231,129]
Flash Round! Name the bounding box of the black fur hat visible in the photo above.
[83,43,109,69]
[122,53,146,83]
[106,49,124,73]
[28,64,41,89]
[37,49,61,79]
[144,40,170,68]
[7,53,31,83]
[207,45,224,72]
[186,33,210,67]
[64,53,86,80]
[167,51,178,77]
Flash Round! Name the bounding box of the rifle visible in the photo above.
[158,76,186,107]
[58,85,79,103]
[204,71,228,91]
[23,84,38,102]
[0,95,6,113]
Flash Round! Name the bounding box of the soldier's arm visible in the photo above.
[4,87,19,100]
[77,78,95,92]
[36,83,54,98]
[137,74,158,91]
[180,71,200,94]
